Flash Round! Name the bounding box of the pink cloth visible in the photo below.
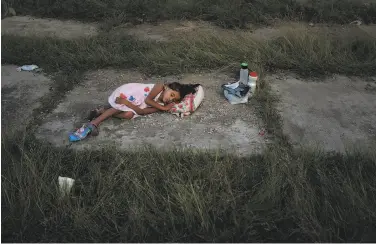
[108,83,161,117]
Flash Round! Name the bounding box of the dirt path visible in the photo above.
[4,16,375,42]
[1,16,98,39]
[110,20,376,42]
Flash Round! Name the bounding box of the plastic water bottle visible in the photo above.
[239,62,249,85]
[248,71,258,92]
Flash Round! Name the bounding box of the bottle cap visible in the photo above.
[250,71,258,77]
[241,62,248,68]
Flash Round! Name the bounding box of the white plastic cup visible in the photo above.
[58,176,75,197]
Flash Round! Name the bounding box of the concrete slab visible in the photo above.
[1,16,98,39]
[1,65,52,133]
[270,74,376,152]
[36,69,266,155]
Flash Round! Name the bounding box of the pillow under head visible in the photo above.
[169,85,204,117]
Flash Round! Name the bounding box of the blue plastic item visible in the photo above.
[17,65,39,71]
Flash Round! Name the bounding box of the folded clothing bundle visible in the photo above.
[222,81,250,105]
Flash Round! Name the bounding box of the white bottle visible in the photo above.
[239,63,249,85]
[248,71,258,92]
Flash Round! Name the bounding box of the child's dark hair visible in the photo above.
[167,82,200,101]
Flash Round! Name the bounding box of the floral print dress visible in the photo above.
[108,83,162,118]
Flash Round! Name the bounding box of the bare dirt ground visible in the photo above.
[2,15,375,42]
[111,20,376,42]
[111,20,285,42]
[1,16,98,39]
[270,74,376,152]
[1,65,52,133]
[35,69,266,154]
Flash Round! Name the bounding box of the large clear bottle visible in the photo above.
[239,62,249,85]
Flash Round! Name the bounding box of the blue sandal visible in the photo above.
[69,123,98,142]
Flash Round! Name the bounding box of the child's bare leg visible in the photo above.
[91,108,120,127]
[88,105,112,121]
[113,107,158,119]
[113,111,134,119]
[70,107,120,142]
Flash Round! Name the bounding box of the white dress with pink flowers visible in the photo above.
[108,83,161,117]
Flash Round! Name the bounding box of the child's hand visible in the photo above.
[115,97,126,104]
[163,103,175,111]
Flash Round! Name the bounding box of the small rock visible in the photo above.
[309,22,314,27]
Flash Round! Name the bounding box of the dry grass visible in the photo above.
[4,25,375,76]
[2,11,376,242]
[2,134,376,242]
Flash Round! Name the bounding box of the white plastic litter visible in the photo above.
[224,81,240,89]
[16,64,39,72]
[224,90,250,105]
[58,176,75,197]
[350,20,362,25]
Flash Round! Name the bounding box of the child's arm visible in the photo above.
[138,107,159,115]
[145,84,171,111]
[115,98,159,115]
